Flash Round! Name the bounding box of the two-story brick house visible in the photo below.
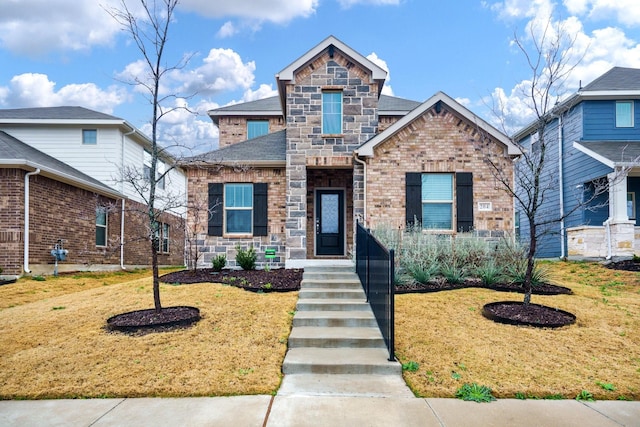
[185,36,517,269]
[0,107,187,276]
[513,67,640,259]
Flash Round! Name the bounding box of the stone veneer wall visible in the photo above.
[305,168,354,258]
[187,166,287,268]
[217,116,286,148]
[285,49,380,260]
[364,105,514,236]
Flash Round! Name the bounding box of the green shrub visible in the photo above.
[455,383,496,403]
[475,260,503,286]
[506,259,549,286]
[402,361,419,372]
[440,262,466,284]
[235,245,256,270]
[212,254,226,272]
[406,262,439,285]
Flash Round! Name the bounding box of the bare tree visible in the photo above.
[480,16,587,304]
[107,0,189,312]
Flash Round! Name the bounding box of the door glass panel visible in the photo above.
[321,194,339,234]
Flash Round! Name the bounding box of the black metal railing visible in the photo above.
[355,221,395,361]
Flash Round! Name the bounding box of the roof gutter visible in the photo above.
[24,168,40,274]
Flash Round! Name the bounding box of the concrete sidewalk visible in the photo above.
[1,396,639,427]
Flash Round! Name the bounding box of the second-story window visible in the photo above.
[247,120,269,139]
[322,91,342,134]
[83,129,97,144]
[143,150,152,182]
[616,101,634,128]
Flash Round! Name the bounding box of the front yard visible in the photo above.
[0,261,638,400]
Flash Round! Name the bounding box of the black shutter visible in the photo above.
[406,172,422,228]
[208,183,223,236]
[456,172,473,232]
[253,183,268,236]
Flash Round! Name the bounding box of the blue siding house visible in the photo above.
[513,67,640,259]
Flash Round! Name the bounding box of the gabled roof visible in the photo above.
[185,130,286,167]
[356,91,519,157]
[275,35,387,113]
[0,130,123,198]
[207,94,420,126]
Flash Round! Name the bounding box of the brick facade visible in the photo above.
[187,166,287,269]
[364,105,514,235]
[0,169,184,276]
[218,116,286,149]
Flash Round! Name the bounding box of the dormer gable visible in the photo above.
[275,35,387,114]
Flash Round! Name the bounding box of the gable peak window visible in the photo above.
[83,129,97,145]
[322,91,343,135]
[616,101,634,128]
[247,120,269,139]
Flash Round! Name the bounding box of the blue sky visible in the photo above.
[1,0,639,154]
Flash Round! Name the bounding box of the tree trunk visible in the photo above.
[524,220,537,305]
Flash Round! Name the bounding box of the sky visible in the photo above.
[1,0,639,155]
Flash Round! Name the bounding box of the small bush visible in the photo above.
[440,262,466,284]
[212,254,226,272]
[455,383,496,403]
[235,245,256,270]
[406,262,439,285]
[505,259,549,286]
[475,261,503,286]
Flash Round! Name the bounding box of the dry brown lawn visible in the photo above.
[0,269,297,399]
[1,261,639,400]
[396,260,640,400]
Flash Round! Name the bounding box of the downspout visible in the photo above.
[604,218,612,260]
[120,128,136,270]
[353,153,367,224]
[24,168,41,274]
[558,115,565,259]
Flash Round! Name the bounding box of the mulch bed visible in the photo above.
[106,306,201,335]
[160,268,303,292]
[482,301,576,328]
[605,259,640,272]
[395,278,572,295]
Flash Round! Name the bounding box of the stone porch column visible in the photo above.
[286,153,307,261]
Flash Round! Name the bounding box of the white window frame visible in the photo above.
[224,183,253,235]
[627,192,636,220]
[616,101,634,128]
[421,173,454,231]
[162,223,170,253]
[96,207,107,247]
[83,129,97,145]
[143,150,152,182]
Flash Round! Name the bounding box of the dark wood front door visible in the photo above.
[315,189,345,256]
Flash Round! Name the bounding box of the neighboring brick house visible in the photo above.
[0,107,187,277]
[185,36,517,269]
[513,67,640,259]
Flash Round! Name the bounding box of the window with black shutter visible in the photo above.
[207,183,268,237]
[456,172,474,232]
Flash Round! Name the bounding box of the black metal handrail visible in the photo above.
[355,221,395,361]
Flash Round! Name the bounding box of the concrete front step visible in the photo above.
[300,278,363,289]
[283,348,398,375]
[296,299,370,312]
[303,265,355,274]
[288,326,386,348]
[298,288,365,300]
[293,311,378,328]
[277,373,414,397]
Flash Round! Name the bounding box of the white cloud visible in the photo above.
[0,0,124,56]
[564,0,640,27]
[217,21,238,38]
[338,0,401,7]
[0,73,128,113]
[179,0,318,24]
[366,52,393,96]
[241,84,278,102]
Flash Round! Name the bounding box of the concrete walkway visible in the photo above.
[1,396,639,426]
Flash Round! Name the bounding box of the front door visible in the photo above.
[315,189,345,256]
